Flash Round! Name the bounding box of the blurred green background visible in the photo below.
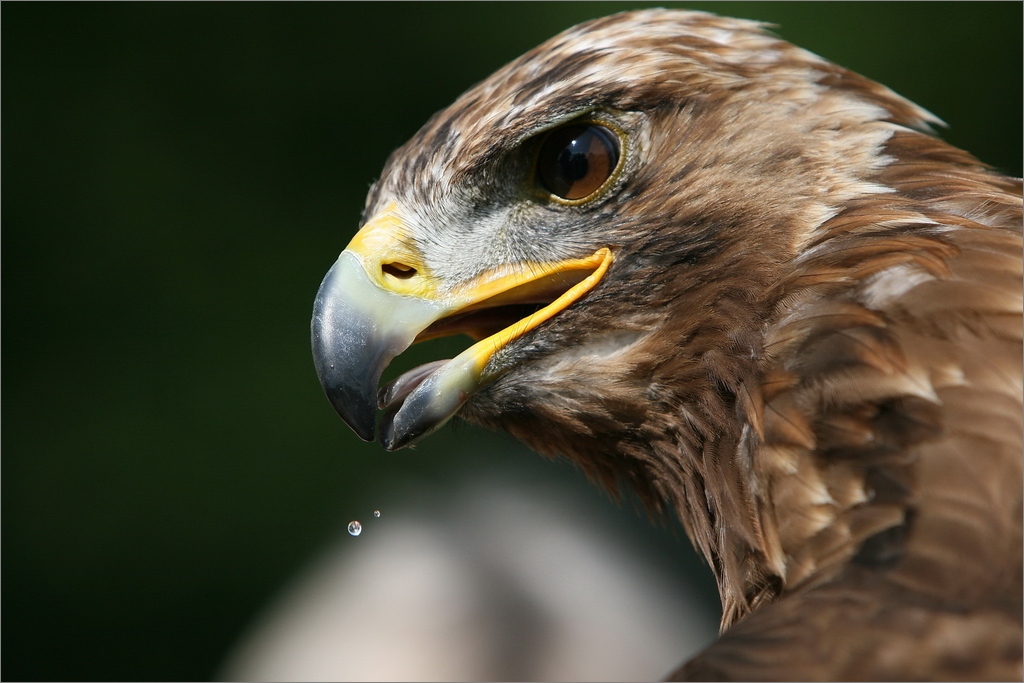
[4,3,1021,680]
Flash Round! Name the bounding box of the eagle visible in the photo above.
[311,10,1022,680]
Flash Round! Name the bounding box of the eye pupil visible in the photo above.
[537,123,620,201]
[557,141,590,182]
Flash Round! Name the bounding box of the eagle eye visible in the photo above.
[536,123,620,202]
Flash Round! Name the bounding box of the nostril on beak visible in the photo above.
[382,262,417,279]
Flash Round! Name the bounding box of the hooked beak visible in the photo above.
[311,203,613,450]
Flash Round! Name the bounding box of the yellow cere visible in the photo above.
[344,203,441,299]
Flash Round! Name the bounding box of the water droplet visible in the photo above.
[348,520,362,536]
[373,510,381,518]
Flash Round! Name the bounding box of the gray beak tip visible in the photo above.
[311,331,379,442]
[323,381,378,442]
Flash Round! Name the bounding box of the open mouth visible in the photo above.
[311,234,613,450]
[376,268,595,418]
[414,302,550,343]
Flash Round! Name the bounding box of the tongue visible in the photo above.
[377,359,452,411]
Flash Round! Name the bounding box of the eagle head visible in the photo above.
[311,10,1022,677]
[314,9,932,450]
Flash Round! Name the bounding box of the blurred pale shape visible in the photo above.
[221,477,718,681]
